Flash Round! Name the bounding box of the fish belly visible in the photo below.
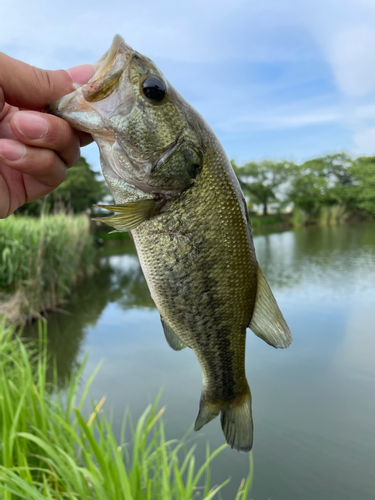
[132,147,257,400]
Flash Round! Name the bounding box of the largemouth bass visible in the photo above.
[48,35,292,452]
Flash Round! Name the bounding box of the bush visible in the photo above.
[0,214,95,323]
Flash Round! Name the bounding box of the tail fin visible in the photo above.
[220,391,253,452]
[194,388,253,452]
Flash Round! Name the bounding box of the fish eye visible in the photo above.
[142,76,166,102]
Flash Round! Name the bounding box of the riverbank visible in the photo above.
[0,323,253,499]
[0,214,95,325]
[95,214,293,245]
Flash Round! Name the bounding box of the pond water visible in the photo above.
[25,223,375,500]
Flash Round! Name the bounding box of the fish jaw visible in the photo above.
[47,34,134,139]
[47,90,110,138]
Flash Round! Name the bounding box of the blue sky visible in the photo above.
[2,0,375,171]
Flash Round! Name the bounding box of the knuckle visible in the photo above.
[66,144,80,168]
[31,66,53,93]
[65,136,80,168]
[46,116,71,144]
[42,149,57,170]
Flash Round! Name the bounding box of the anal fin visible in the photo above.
[194,393,220,431]
[160,316,187,351]
[92,199,157,232]
[249,265,292,348]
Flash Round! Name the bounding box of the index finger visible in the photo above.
[0,52,94,111]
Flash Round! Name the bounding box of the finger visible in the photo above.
[0,103,18,139]
[11,111,80,167]
[0,139,66,188]
[0,103,93,148]
[0,53,95,110]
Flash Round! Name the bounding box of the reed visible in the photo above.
[291,207,307,227]
[250,214,285,229]
[0,323,253,499]
[0,214,95,323]
[319,204,346,226]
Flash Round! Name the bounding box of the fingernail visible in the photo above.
[13,112,49,139]
[0,140,26,161]
[67,64,96,86]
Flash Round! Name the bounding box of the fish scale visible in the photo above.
[48,34,292,452]
[132,137,257,406]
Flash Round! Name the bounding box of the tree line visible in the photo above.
[231,153,375,219]
[16,152,375,221]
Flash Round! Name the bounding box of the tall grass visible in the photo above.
[291,207,308,227]
[250,214,287,229]
[0,323,253,500]
[319,205,346,226]
[0,214,95,323]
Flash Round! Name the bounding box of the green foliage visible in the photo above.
[348,156,375,213]
[97,228,130,242]
[16,157,109,216]
[0,214,95,323]
[232,160,292,215]
[53,157,109,213]
[290,207,307,227]
[287,153,354,219]
[232,152,375,225]
[0,324,254,499]
[318,205,347,226]
[249,214,285,228]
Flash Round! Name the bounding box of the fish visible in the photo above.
[48,35,292,452]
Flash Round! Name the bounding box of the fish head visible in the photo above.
[48,35,205,202]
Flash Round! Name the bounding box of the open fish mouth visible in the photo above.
[81,34,131,103]
[46,35,133,134]
[92,34,125,79]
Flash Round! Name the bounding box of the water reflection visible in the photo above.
[23,223,375,500]
[24,242,156,384]
[256,224,375,299]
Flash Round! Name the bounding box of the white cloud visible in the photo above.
[3,0,375,160]
[353,104,375,120]
[326,26,375,96]
[214,99,342,132]
[353,127,375,154]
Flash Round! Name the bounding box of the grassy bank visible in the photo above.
[0,323,253,499]
[96,214,293,245]
[0,214,95,324]
[96,227,130,244]
[250,214,291,231]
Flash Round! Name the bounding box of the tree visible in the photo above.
[52,157,109,213]
[349,156,375,213]
[288,153,355,217]
[232,159,292,215]
[15,156,109,215]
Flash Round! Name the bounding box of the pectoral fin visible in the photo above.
[92,199,157,232]
[249,265,292,348]
[160,316,187,351]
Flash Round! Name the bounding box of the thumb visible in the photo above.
[0,52,95,111]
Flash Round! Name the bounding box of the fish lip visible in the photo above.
[92,34,126,80]
[47,34,133,115]
[82,34,133,100]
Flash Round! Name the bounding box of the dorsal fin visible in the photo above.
[249,265,292,348]
[160,316,187,351]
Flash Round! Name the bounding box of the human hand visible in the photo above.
[0,53,95,218]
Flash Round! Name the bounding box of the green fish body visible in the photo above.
[48,35,292,452]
